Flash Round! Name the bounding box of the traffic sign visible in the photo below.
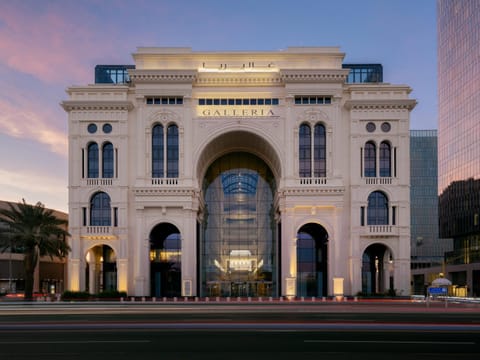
[428,287,448,295]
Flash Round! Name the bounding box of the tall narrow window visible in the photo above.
[82,149,85,178]
[115,148,118,178]
[152,124,164,178]
[166,124,179,178]
[102,142,114,178]
[313,124,326,177]
[90,192,111,226]
[299,124,311,177]
[367,191,388,225]
[87,143,99,178]
[379,141,391,177]
[364,141,376,177]
[394,147,397,177]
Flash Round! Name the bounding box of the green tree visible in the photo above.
[0,200,70,300]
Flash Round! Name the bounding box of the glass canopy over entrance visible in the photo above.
[200,152,277,297]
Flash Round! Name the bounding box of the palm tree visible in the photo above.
[0,200,70,300]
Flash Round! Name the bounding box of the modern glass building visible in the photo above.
[438,0,480,296]
[62,47,415,298]
[410,130,439,260]
[410,130,453,294]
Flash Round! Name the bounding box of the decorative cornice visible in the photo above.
[80,235,118,241]
[280,187,345,196]
[195,72,283,86]
[129,70,197,84]
[281,69,349,83]
[133,188,198,196]
[61,100,133,111]
[344,99,417,111]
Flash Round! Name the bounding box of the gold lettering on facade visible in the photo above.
[198,107,276,117]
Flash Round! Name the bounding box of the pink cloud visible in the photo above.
[0,2,118,85]
[0,97,67,156]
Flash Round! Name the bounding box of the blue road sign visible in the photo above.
[428,287,448,295]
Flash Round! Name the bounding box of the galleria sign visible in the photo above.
[198,107,276,117]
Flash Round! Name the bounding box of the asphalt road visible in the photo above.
[1,300,479,360]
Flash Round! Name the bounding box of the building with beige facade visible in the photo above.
[0,200,68,295]
[62,47,415,298]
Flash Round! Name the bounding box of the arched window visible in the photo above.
[166,124,179,178]
[152,124,164,178]
[102,142,114,178]
[90,192,111,226]
[87,143,99,178]
[367,191,388,225]
[364,141,376,177]
[299,124,311,177]
[379,141,391,177]
[313,124,326,177]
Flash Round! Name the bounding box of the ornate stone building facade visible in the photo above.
[62,47,415,297]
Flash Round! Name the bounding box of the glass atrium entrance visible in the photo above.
[200,152,277,297]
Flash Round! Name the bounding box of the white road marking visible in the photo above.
[0,340,151,344]
[304,340,476,345]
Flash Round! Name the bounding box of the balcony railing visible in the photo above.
[85,178,114,186]
[360,225,398,237]
[299,177,327,185]
[152,178,179,185]
[85,226,113,234]
[80,226,123,239]
[364,177,393,185]
[368,225,393,233]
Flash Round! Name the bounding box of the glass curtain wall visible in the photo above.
[200,152,277,297]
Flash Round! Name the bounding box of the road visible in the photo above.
[1,300,479,359]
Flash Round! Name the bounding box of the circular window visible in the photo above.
[87,123,97,134]
[103,123,112,134]
[366,122,376,133]
[381,122,391,132]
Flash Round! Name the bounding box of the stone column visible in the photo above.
[181,208,197,296]
[117,258,128,293]
[67,258,81,291]
[281,208,296,297]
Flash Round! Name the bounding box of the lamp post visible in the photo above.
[8,239,12,293]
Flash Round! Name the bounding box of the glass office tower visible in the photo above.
[411,130,439,259]
[438,0,480,296]
[410,130,453,294]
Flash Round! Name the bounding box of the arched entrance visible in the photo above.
[200,152,277,297]
[362,243,394,295]
[296,223,328,297]
[85,245,117,294]
[150,223,181,297]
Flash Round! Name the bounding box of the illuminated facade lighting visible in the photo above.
[62,47,415,297]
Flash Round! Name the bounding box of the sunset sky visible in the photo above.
[0,0,437,212]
